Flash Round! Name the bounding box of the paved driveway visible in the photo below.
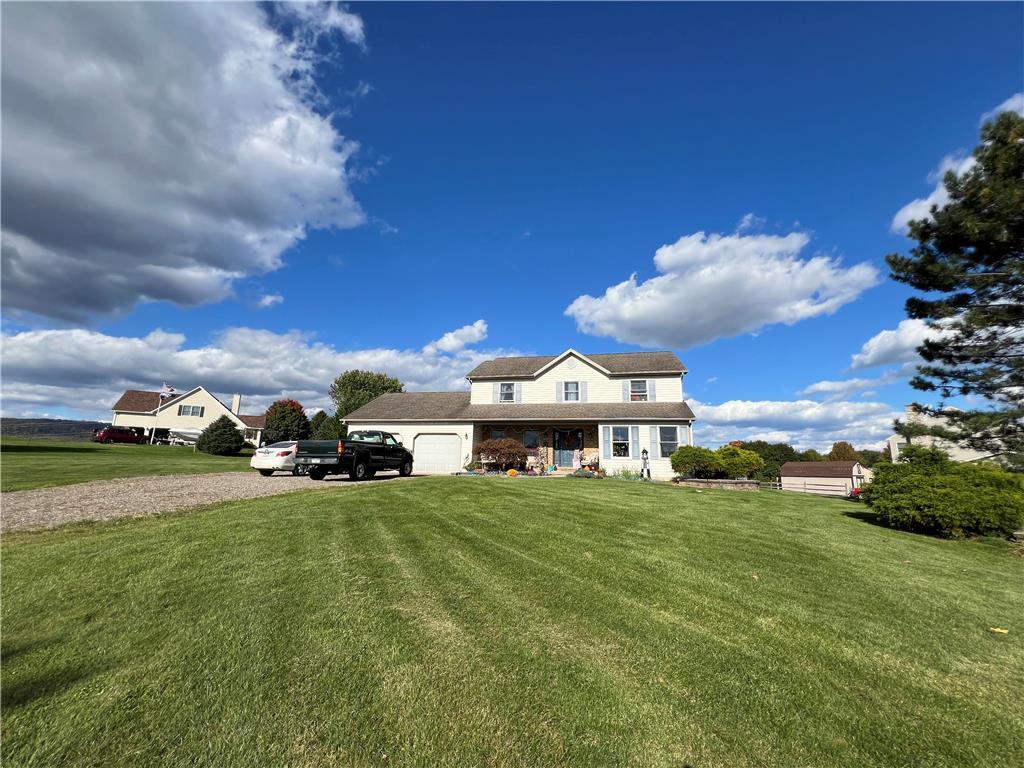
[1,471,411,532]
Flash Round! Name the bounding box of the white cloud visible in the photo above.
[799,376,890,400]
[1,2,365,321]
[736,212,765,233]
[257,294,284,309]
[565,231,878,349]
[981,92,1024,124]
[422,320,488,355]
[690,397,899,451]
[0,323,509,420]
[891,154,976,233]
[891,93,1024,233]
[850,318,951,370]
[705,376,718,384]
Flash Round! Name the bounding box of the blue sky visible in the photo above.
[2,2,1022,448]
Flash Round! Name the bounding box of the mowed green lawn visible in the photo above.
[0,437,252,491]
[3,479,1022,767]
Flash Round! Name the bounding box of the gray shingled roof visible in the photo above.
[779,461,860,478]
[465,351,685,379]
[344,392,695,422]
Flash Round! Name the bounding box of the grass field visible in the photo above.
[3,478,1022,767]
[0,437,252,492]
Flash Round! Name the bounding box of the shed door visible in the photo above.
[413,434,462,474]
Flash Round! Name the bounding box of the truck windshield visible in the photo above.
[347,431,382,444]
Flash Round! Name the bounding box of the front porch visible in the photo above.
[476,423,599,470]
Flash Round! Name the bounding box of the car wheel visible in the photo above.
[292,465,309,476]
[350,460,368,481]
[309,468,327,481]
[104,438,113,444]
[259,469,274,477]
[400,460,413,477]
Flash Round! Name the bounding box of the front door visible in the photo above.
[554,429,583,468]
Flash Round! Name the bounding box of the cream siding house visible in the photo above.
[110,387,266,446]
[885,406,999,464]
[345,349,696,478]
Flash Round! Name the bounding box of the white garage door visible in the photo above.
[413,433,462,474]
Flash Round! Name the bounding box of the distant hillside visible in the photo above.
[1,418,108,440]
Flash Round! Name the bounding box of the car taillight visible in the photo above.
[276,450,291,457]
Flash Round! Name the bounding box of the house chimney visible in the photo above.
[231,394,242,415]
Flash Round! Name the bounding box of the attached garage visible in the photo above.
[412,433,463,474]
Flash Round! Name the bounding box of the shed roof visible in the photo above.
[779,461,860,478]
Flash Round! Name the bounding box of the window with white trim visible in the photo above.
[611,426,630,457]
[563,381,579,402]
[629,380,648,402]
[499,383,515,402]
[658,426,678,458]
[177,405,205,417]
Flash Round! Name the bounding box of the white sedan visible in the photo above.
[250,441,306,476]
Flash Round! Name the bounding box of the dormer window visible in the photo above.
[563,382,579,402]
[629,380,648,402]
[499,383,515,403]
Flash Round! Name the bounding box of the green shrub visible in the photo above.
[715,445,765,479]
[197,415,245,456]
[670,445,765,479]
[609,468,642,481]
[862,446,1024,538]
[670,446,721,478]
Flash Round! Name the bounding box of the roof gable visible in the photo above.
[466,350,685,380]
[111,389,189,413]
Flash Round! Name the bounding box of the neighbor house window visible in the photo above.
[491,428,506,439]
[563,382,579,402]
[630,380,648,401]
[612,426,630,457]
[659,426,678,458]
[523,430,540,449]
[499,383,515,402]
[177,405,205,417]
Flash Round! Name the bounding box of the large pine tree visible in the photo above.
[886,111,1023,468]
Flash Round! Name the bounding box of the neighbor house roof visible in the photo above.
[465,350,686,380]
[779,461,860,478]
[111,389,187,412]
[344,392,696,422]
[237,414,267,429]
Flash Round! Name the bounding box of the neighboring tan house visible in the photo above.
[885,405,998,463]
[344,349,696,478]
[110,388,266,446]
[779,461,873,497]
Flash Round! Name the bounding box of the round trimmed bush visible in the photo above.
[197,415,245,456]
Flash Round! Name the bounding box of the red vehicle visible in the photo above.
[93,425,146,444]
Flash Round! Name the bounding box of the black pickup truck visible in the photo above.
[294,430,414,481]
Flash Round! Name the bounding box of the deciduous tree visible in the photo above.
[263,399,310,444]
[329,370,404,418]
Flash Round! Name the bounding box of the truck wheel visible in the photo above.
[258,469,274,477]
[350,460,368,481]
[292,465,309,476]
[309,468,327,481]
[400,460,413,477]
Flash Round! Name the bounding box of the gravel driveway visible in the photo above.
[1,471,409,532]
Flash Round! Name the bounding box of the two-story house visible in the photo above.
[343,349,695,478]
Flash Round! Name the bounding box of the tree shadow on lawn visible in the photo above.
[1,638,115,710]
[842,505,889,530]
[1,444,101,454]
